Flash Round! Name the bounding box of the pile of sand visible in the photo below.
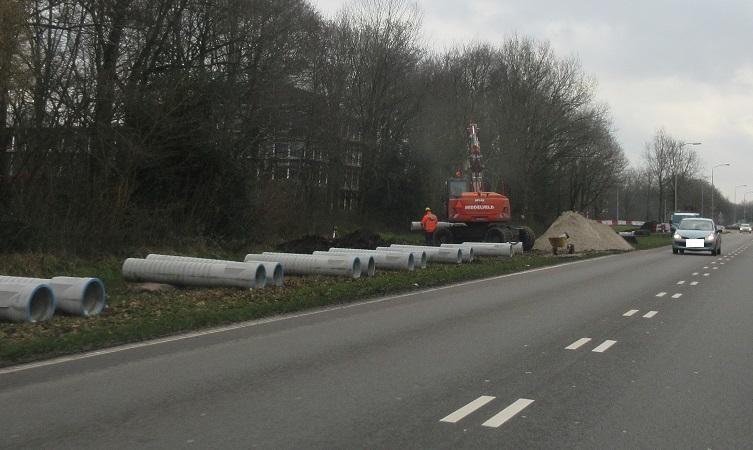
[533,211,634,253]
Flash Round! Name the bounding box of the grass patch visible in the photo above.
[0,252,606,366]
[632,234,671,250]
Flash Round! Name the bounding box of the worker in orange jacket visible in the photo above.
[421,207,439,245]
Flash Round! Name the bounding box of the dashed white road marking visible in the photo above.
[643,311,658,318]
[623,309,639,317]
[656,292,667,298]
[713,267,719,270]
[481,399,535,428]
[690,281,699,286]
[565,338,592,350]
[711,262,717,265]
[592,340,617,353]
[440,396,496,423]
[704,266,709,269]
[692,272,699,276]
[672,293,683,299]
[703,273,710,277]
[677,281,685,285]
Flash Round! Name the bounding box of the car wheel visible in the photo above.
[679,249,685,254]
[672,248,678,254]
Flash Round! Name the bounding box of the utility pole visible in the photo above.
[711,163,730,222]
[734,184,748,224]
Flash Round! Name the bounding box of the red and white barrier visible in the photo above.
[596,219,646,226]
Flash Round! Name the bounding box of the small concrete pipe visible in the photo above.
[245,253,361,279]
[328,248,416,272]
[313,251,375,277]
[387,245,463,264]
[0,276,106,317]
[122,258,266,289]
[459,242,513,257]
[374,247,428,269]
[145,254,284,287]
[437,244,475,262]
[0,282,56,322]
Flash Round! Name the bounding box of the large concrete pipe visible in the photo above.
[0,276,106,317]
[436,244,475,262]
[312,251,376,277]
[328,248,416,272]
[458,242,513,257]
[245,253,361,279]
[0,282,56,322]
[511,242,524,255]
[374,247,428,269]
[122,258,267,289]
[145,254,283,287]
[387,245,463,264]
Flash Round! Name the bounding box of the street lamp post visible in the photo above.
[745,190,753,223]
[674,142,702,212]
[711,163,730,222]
[700,175,709,216]
[734,184,748,224]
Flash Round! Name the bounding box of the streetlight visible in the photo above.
[700,175,709,216]
[734,184,748,224]
[711,163,731,221]
[745,190,753,223]
[674,142,702,212]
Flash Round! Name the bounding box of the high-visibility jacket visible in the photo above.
[421,212,438,233]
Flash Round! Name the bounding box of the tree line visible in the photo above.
[2,0,707,254]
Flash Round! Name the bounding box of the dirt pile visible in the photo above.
[533,211,634,253]
[275,229,388,254]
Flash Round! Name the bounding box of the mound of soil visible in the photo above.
[335,229,386,249]
[533,211,634,253]
[275,235,333,254]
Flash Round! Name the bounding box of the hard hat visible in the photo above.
[425,207,431,211]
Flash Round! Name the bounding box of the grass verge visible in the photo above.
[0,252,607,366]
[632,234,671,250]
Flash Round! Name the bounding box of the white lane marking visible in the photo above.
[565,338,592,350]
[441,396,496,423]
[704,266,709,269]
[720,262,725,265]
[677,281,685,285]
[656,292,667,297]
[713,267,719,270]
[690,281,699,286]
[672,293,683,299]
[481,399,535,428]
[703,273,710,277]
[592,340,617,353]
[692,272,699,276]
[643,311,658,318]
[711,262,717,265]
[623,309,639,317]
[0,254,621,376]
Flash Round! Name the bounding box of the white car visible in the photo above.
[741,223,752,233]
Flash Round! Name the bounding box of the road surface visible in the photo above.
[2,233,752,449]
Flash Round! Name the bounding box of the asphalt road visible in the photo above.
[2,233,752,449]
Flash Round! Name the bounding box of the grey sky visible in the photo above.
[311,0,753,204]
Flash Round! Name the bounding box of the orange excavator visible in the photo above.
[431,123,536,250]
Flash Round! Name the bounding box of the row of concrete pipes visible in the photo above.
[0,276,107,323]
[119,241,522,290]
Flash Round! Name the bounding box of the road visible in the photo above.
[2,233,752,449]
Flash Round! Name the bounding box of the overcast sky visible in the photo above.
[310,0,753,204]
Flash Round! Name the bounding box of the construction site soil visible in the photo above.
[533,211,634,253]
[275,229,388,254]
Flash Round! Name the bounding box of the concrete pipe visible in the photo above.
[410,221,465,232]
[437,244,475,262]
[459,242,513,257]
[313,251,376,277]
[0,282,56,322]
[0,276,106,317]
[246,253,361,279]
[387,245,463,264]
[146,254,283,287]
[328,248,416,272]
[122,258,266,289]
[374,247,428,269]
[511,242,524,255]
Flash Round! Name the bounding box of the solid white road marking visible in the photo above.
[565,338,592,350]
[672,293,683,299]
[656,292,667,297]
[441,396,496,423]
[677,281,685,285]
[643,311,658,318]
[592,340,617,353]
[623,309,639,317]
[690,281,699,286]
[481,399,535,428]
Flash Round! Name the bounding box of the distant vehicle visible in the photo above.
[717,225,728,234]
[672,218,722,255]
[741,224,752,233]
[670,212,700,233]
